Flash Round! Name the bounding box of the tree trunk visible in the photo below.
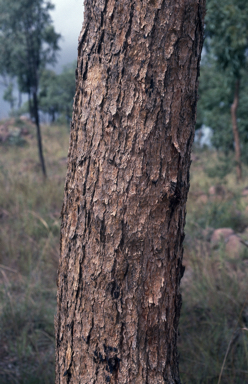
[33,90,47,178]
[231,79,242,182]
[28,91,33,120]
[18,90,22,109]
[55,1,205,383]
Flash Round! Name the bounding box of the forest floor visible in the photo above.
[0,118,248,384]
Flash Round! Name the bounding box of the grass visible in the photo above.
[0,121,248,383]
[0,121,68,384]
[179,149,248,383]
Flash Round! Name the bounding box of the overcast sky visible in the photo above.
[51,0,84,72]
[0,0,84,118]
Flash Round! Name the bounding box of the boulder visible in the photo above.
[208,185,216,195]
[196,194,208,204]
[211,228,234,247]
[0,124,9,142]
[225,235,243,258]
[241,187,248,197]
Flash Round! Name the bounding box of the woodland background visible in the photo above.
[0,0,248,383]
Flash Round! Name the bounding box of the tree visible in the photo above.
[55,1,205,383]
[39,69,59,123]
[197,56,248,170]
[56,62,77,124]
[204,0,248,181]
[0,0,60,177]
[39,62,76,124]
[3,81,16,111]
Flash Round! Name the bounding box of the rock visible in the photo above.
[21,127,29,135]
[209,185,216,195]
[241,187,248,197]
[19,115,29,121]
[0,119,28,145]
[8,126,21,137]
[209,184,226,197]
[211,228,245,257]
[211,228,234,247]
[196,194,208,204]
[242,227,248,237]
[225,235,243,258]
[0,123,10,142]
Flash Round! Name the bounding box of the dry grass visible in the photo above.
[179,149,248,383]
[0,121,69,384]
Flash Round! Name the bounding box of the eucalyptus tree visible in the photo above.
[197,57,248,168]
[2,81,16,111]
[39,69,59,123]
[55,0,206,383]
[39,62,76,124]
[0,0,60,177]
[205,0,248,181]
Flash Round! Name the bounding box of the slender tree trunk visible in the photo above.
[18,90,22,109]
[51,109,56,124]
[231,79,242,181]
[33,90,47,178]
[55,1,205,383]
[28,91,33,120]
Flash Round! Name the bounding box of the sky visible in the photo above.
[0,0,84,118]
[51,0,84,72]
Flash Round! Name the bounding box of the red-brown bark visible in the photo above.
[55,1,205,383]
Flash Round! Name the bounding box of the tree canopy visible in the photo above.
[0,0,60,98]
[197,59,248,147]
[0,0,61,177]
[205,0,248,78]
[39,62,76,124]
[197,0,248,179]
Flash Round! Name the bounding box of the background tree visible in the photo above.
[3,81,16,111]
[55,1,205,383]
[197,56,248,173]
[56,62,76,125]
[203,0,248,181]
[39,62,76,124]
[0,0,60,177]
[39,69,60,123]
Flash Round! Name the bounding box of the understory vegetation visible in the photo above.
[0,121,248,383]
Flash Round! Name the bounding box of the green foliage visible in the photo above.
[39,69,59,122]
[188,198,247,233]
[197,56,248,163]
[0,0,61,115]
[197,0,248,162]
[39,62,76,124]
[205,0,248,78]
[205,153,235,180]
[3,82,16,110]
[56,63,76,123]
[196,0,248,168]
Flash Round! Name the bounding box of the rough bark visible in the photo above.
[231,79,242,182]
[55,1,205,383]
